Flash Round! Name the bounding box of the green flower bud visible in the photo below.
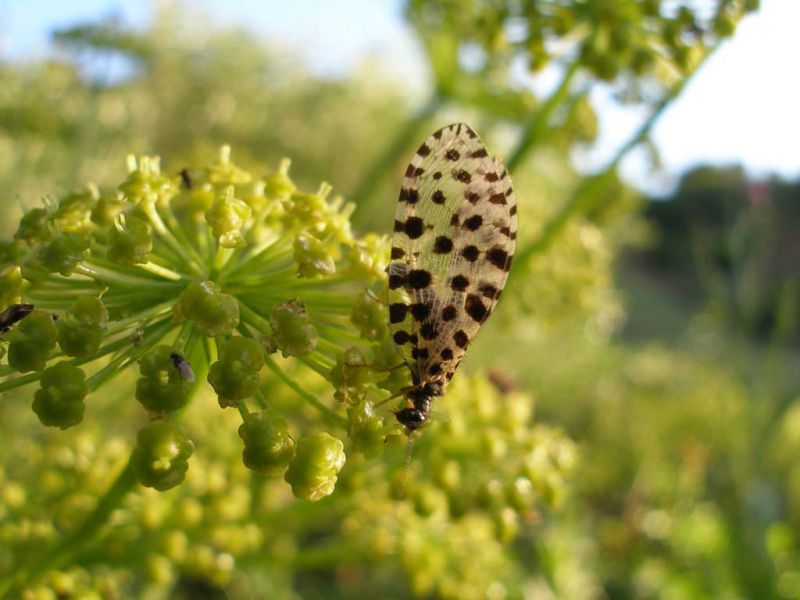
[494,507,520,544]
[135,345,192,412]
[6,309,57,372]
[238,411,295,474]
[284,432,346,501]
[172,186,216,218]
[207,336,264,408]
[347,401,385,459]
[132,421,194,491]
[269,299,317,358]
[372,338,409,392]
[507,476,536,512]
[54,191,95,231]
[90,192,126,227]
[205,186,252,248]
[343,233,389,281]
[263,160,296,200]
[57,296,109,358]
[119,157,174,206]
[0,239,25,265]
[179,281,239,336]
[293,233,335,278]
[350,290,386,341]
[107,215,152,266]
[240,181,268,213]
[283,191,328,230]
[31,362,88,429]
[0,266,23,307]
[330,347,372,404]
[205,146,252,186]
[15,208,50,242]
[412,483,448,517]
[37,230,90,276]
[476,479,506,510]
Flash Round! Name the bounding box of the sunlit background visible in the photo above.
[1,1,799,598]
[4,0,799,192]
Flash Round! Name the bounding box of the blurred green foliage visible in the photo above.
[2,1,795,599]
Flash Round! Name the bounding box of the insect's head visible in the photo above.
[395,385,436,432]
[395,405,428,431]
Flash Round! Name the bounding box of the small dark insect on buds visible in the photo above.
[179,168,193,190]
[0,303,34,334]
[170,352,196,382]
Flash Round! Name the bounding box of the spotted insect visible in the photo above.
[388,123,517,431]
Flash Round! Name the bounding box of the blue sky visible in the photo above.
[1,0,797,193]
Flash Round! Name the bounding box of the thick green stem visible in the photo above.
[506,60,582,173]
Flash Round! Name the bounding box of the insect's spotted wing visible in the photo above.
[388,123,517,385]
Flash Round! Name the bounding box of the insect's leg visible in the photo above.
[344,361,406,372]
[374,386,416,408]
[364,287,386,305]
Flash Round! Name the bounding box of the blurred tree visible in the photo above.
[633,165,800,341]
[0,3,407,236]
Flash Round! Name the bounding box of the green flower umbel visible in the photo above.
[0,147,390,501]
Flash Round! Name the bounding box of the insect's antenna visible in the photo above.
[390,432,416,556]
[397,433,416,501]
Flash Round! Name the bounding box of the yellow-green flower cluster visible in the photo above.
[0,368,575,598]
[0,147,387,499]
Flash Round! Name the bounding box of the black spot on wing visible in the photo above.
[479,283,500,299]
[465,294,489,322]
[461,245,480,262]
[393,331,410,345]
[453,169,471,183]
[420,322,438,340]
[486,247,510,271]
[450,275,469,291]
[410,302,432,321]
[408,269,432,289]
[399,188,420,204]
[453,330,469,348]
[463,215,483,231]
[404,217,425,239]
[433,236,453,254]
[432,190,446,204]
[389,303,408,323]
